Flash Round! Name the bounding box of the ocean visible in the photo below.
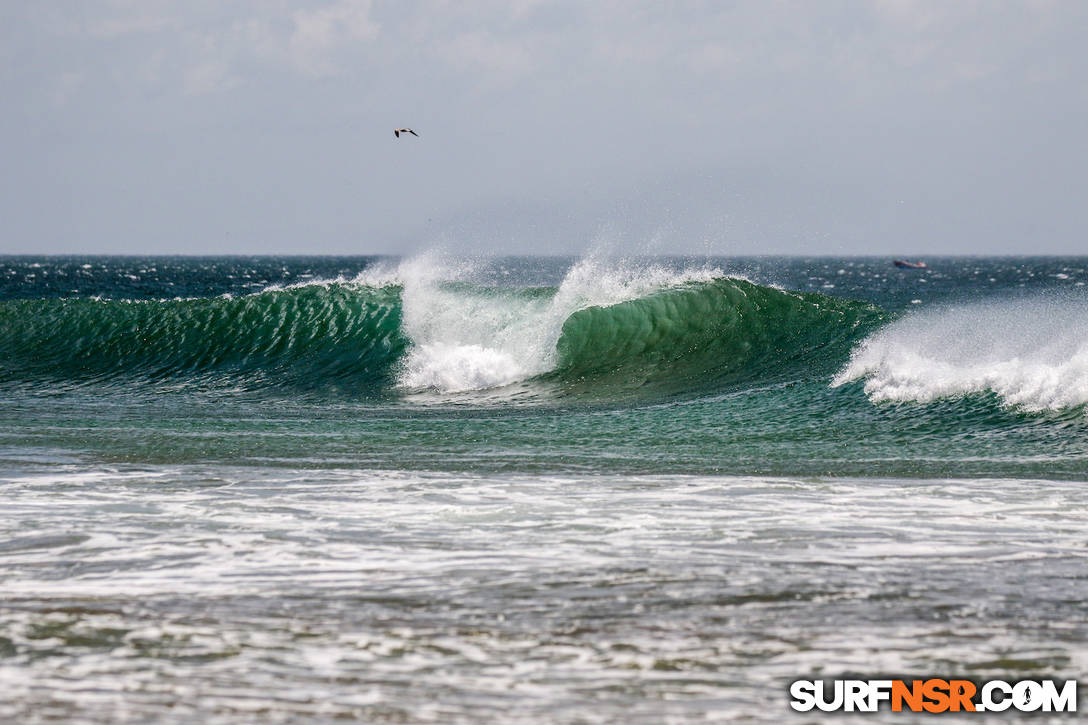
[1,254,1086,722]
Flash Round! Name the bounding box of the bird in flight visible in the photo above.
[394,128,419,138]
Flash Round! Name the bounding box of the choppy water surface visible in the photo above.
[2,255,1087,722]
[3,468,1086,723]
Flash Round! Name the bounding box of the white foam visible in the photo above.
[833,297,1088,411]
[398,342,525,391]
[247,251,729,393]
[392,252,726,393]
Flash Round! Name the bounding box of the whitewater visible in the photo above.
[834,296,1088,411]
[2,254,1087,723]
[378,252,725,392]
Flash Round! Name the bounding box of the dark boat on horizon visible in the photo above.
[893,259,927,269]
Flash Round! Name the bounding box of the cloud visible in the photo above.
[50,71,85,107]
[51,1,384,96]
[87,13,175,39]
[284,0,380,76]
[440,29,538,83]
[183,55,239,95]
[5,1,1088,254]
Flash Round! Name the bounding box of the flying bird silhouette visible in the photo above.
[394,128,419,138]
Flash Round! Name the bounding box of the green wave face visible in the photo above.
[0,277,884,400]
[0,284,408,393]
[552,279,883,396]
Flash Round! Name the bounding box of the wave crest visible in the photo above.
[555,278,877,393]
[394,256,729,393]
[1,255,882,400]
[833,297,1088,411]
[0,284,407,393]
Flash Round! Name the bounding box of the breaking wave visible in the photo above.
[833,297,1088,412]
[0,255,882,399]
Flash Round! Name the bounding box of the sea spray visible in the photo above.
[554,277,879,394]
[4,256,1088,725]
[394,253,726,392]
[833,296,1088,411]
[0,253,883,399]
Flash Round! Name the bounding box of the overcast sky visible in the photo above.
[3,1,1086,256]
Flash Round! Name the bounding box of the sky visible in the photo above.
[3,0,1087,256]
